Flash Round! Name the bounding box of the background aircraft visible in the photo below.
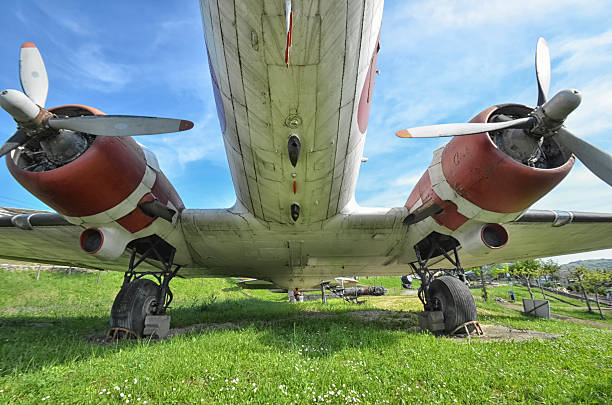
[1,1,612,336]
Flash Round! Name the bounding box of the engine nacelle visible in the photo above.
[6,105,185,260]
[80,227,132,260]
[454,223,508,256]
[406,104,574,252]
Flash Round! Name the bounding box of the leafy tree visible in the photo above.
[508,259,541,299]
[540,259,560,282]
[572,266,593,313]
[580,268,612,320]
[469,264,508,301]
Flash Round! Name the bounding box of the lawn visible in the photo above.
[0,269,610,404]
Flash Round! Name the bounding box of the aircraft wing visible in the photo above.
[0,207,157,272]
[442,209,612,269]
[3,205,612,279]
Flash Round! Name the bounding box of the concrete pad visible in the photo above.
[143,315,171,338]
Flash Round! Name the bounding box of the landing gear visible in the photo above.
[410,233,478,334]
[109,236,180,338]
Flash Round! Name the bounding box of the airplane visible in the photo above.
[2,0,612,337]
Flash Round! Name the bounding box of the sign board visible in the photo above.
[522,299,551,319]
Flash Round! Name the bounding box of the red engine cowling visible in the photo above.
[406,104,574,254]
[7,105,184,259]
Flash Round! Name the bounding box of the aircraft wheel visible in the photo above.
[110,278,160,337]
[429,276,477,333]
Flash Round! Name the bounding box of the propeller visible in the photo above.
[0,42,194,159]
[396,38,612,187]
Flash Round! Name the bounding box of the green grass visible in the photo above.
[472,283,612,325]
[0,269,611,404]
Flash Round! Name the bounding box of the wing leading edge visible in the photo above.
[438,209,612,269]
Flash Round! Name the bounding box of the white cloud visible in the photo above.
[140,111,225,179]
[67,45,133,92]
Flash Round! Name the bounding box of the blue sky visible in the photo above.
[1,1,612,264]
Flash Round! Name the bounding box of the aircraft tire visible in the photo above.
[429,276,477,333]
[110,278,160,337]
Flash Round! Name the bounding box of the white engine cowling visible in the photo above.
[79,227,132,260]
[454,223,508,256]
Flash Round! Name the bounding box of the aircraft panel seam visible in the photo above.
[326,0,355,218]
[332,0,366,217]
[214,0,256,215]
[230,0,265,220]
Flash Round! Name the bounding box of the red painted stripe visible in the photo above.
[21,42,36,48]
[285,11,293,67]
[293,181,297,194]
[179,120,194,131]
[357,33,381,133]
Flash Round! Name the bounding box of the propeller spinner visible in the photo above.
[0,42,194,159]
[396,38,612,187]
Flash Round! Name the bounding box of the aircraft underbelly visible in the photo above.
[179,206,408,288]
[200,0,383,225]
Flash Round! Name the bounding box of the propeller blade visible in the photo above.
[0,89,41,123]
[0,130,28,158]
[396,117,534,138]
[19,42,48,108]
[535,37,551,106]
[47,115,194,136]
[555,128,612,187]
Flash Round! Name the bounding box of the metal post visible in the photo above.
[36,264,41,281]
[97,270,102,284]
[321,284,327,304]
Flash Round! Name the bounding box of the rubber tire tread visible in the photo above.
[110,278,159,337]
[429,276,477,333]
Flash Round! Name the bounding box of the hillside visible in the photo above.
[560,259,612,272]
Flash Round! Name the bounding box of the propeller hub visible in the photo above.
[541,89,581,122]
[0,89,40,123]
[529,89,581,137]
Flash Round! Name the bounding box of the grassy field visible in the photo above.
[0,269,610,404]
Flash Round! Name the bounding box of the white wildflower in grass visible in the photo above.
[133,378,138,384]
[120,393,125,397]
[115,386,120,391]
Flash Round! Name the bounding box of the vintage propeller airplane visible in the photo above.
[2,0,612,336]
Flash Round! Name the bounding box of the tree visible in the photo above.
[580,268,612,320]
[470,266,490,301]
[470,264,507,301]
[573,266,593,313]
[540,259,560,283]
[508,259,541,299]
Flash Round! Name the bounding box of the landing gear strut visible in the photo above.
[109,236,180,338]
[410,233,477,334]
